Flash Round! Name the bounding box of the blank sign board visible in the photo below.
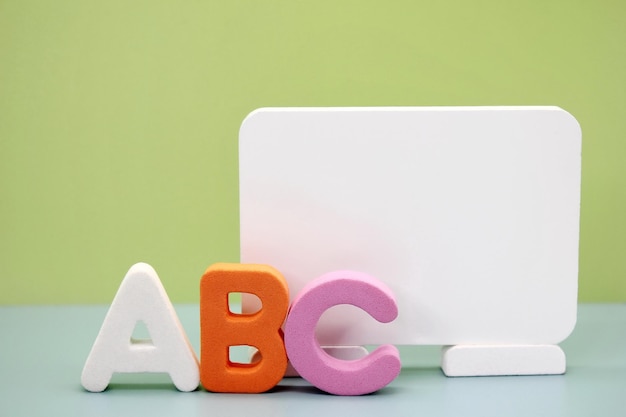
[239,107,581,348]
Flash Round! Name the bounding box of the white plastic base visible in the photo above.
[441,344,566,377]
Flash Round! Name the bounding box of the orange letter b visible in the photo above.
[200,263,289,393]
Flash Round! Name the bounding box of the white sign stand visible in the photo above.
[239,107,581,376]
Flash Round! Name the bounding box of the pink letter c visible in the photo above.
[284,270,401,395]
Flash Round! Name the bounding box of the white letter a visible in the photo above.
[81,263,199,392]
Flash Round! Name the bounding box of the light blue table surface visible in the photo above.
[1,304,624,416]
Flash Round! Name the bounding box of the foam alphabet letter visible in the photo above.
[81,263,200,392]
[200,263,289,393]
[284,270,401,395]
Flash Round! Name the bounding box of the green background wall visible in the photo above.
[1,1,624,304]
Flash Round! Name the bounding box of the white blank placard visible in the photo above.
[239,107,581,347]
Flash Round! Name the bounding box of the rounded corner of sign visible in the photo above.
[240,108,266,132]
[239,107,283,142]
[554,308,578,344]
[552,107,583,140]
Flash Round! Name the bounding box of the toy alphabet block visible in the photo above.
[239,107,582,376]
[284,270,401,395]
[200,263,289,393]
[81,263,199,392]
